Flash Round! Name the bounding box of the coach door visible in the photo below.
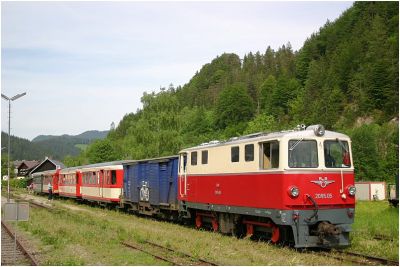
[99,170,104,199]
[179,153,188,197]
[76,172,80,197]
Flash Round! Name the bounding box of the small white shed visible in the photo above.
[355,182,386,200]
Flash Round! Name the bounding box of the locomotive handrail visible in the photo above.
[340,169,344,195]
[305,194,319,222]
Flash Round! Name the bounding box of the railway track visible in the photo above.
[121,240,218,266]
[335,250,399,266]
[27,200,53,210]
[1,221,38,266]
[311,249,399,266]
[373,234,395,242]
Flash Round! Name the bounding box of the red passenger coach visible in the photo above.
[59,167,82,198]
[32,169,60,195]
[80,161,131,203]
[178,125,356,248]
[43,169,60,194]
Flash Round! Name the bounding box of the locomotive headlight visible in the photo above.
[348,185,356,196]
[307,124,325,136]
[288,186,300,198]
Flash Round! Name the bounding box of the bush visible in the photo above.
[1,177,29,189]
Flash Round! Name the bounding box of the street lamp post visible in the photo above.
[1,92,26,202]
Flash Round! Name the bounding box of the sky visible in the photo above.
[1,1,354,141]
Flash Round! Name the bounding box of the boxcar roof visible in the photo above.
[122,155,179,166]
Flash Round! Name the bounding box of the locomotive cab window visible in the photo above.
[245,144,254,162]
[202,150,208,164]
[324,140,351,168]
[288,139,318,168]
[191,151,198,166]
[260,141,279,169]
[231,146,239,162]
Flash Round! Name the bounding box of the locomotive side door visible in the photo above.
[179,153,188,198]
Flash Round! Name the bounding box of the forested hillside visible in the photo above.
[1,130,109,161]
[69,2,398,183]
[1,132,49,160]
[32,130,108,143]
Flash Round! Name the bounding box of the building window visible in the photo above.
[202,150,208,164]
[245,144,254,162]
[191,151,198,166]
[261,141,279,169]
[231,146,239,162]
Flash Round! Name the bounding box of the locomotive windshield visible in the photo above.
[324,140,351,168]
[288,140,318,168]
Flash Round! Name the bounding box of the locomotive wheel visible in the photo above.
[195,214,202,228]
[270,224,280,243]
[211,217,219,232]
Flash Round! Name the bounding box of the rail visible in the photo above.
[121,240,218,266]
[303,248,399,266]
[1,221,38,266]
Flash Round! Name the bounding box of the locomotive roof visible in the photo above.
[181,128,351,152]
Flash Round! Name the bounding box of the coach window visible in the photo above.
[261,141,279,169]
[191,151,198,166]
[231,146,239,162]
[202,150,208,164]
[245,144,254,162]
[288,140,318,168]
[111,170,117,185]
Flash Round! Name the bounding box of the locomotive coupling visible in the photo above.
[315,221,342,236]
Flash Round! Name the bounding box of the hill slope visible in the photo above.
[1,130,109,161]
[32,130,109,143]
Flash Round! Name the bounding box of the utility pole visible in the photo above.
[1,92,26,202]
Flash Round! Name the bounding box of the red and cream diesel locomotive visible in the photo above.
[177,125,355,247]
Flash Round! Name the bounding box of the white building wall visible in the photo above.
[355,183,370,200]
[355,182,386,200]
[370,183,386,200]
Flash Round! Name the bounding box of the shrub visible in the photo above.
[1,177,29,189]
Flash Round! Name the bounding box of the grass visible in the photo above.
[6,189,400,265]
[18,205,166,265]
[347,200,399,261]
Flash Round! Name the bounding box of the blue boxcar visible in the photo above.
[123,156,179,216]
